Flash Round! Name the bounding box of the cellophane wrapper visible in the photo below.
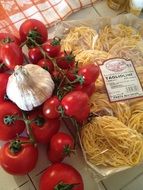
[52,14,143,181]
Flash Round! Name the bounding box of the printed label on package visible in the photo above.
[100,58,143,102]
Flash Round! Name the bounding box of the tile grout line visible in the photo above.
[119,171,143,190]
[35,167,47,177]
[92,5,101,16]
[27,174,37,190]
[100,180,108,190]
[13,181,29,190]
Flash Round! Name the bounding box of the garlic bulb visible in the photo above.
[6,64,55,111]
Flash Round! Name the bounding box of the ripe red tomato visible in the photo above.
[43,96,60,119]
[19,19,48,44]
[0,42,24,70]
[0,102,25,141]
[28,47,43,64]
[61,91,90,122]
[78,64,100,86]
[0,73,10,102]
[37,58,54,73]
[56,51,75,69]
[0,137,38,175]
[66,69,76,81]
[75,83,95,97]
[0,33,21,46]
[42,38,61,58]
[47,132,74,163]
[28,109,60,144]
[39,163,84,190]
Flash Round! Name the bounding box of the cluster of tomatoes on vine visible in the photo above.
[0,19,99,190]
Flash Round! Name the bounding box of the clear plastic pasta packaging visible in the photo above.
[54,14,143,179]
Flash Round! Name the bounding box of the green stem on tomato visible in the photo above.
[54,182,78,190]
[20,39,29,48]
[22,111,36,144]
[57,75,66,90]
[62,118,75,140]
[69,117,80,149]
[62,117,80,149]
[0,62,5,69]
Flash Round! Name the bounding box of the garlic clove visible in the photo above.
[6,64,55,111]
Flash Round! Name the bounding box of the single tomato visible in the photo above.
[28,47,43,64]
[0,102,25,141]
[0,137,38,175]
[37,58,54,73]
[78,64,100,86]
[39,163,84,190]
[61,91,90,122]
[43,96,60,119]
[28,109,60,144]
[42,37,61,58]
[47,132,74,163]
[0,42,24,70]
[56,51,75,69]
[0,73,10,102]
[19,19,48,45]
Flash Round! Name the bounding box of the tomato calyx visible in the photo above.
[63,144,75,156]
[64,51,75,63]
[54,182,78,190]
[34,115,45,127]
[2,37,14,44]
[26,29,42,47]
[51,37,61,46]
[71,74,84,85]
[28,29,41,41]
[4,115,16,125]
[9,139,22,154]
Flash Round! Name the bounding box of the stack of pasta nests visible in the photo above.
[61,24,143,167]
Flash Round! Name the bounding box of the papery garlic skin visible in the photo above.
[6,64,55,111]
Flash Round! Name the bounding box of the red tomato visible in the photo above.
[0,73,10,102]
[39,163,84,190]
[0,33,21,46]
[0,102,25,141]
[0,137,38,175]
[56,51,75,69]
[66,69,76,81]
[28,47,43,64]
[78,64,100,86]
[42,38,61,58]
[0,43,24,70]
[75,83,95,97]
[28,109,60,144]
[48,132,74,163]
[61,91,90,122]
[43,96,60,119]
[37,58,54,73]
[19,19,48,44]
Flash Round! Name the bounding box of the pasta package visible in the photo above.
[54,14,143,178]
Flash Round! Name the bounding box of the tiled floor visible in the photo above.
[1,0,143,190]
